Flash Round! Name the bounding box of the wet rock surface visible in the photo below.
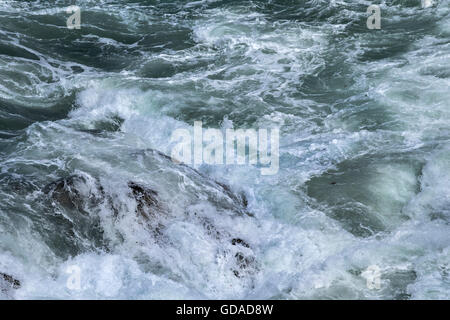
[127,181,161,220]
[0,273,21,289]
[43,163,258,279]
[0,272,21,298]
[44,175,164,219]
[231,238,257,278]
[44,175,104,213]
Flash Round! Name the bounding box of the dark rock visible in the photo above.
[186,213,257,278]
[44,176,162,221]
[43,175,104,212]
[127,181,160,220]
[231,238,256,278]
[215,182,251,216]
[199,217,222,240]
[231,238,250,248]
[81,116,124,135]
[0,273,21,290]
[70,65,84,73]
[233,252,257,278]
[135,149,252,217]
[43,169,258,279]
[44,175,81,210]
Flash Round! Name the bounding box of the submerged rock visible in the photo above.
[215,181,251,217]
[232,238,250,248]
[0,272,21,290]
[127,181,161,220]
[44,175,162,220]
[137,148,252,217]
[43,153,257,279]
[43,175,105,213]
[231,238,257,278]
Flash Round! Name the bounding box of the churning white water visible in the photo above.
[0,0,449,299]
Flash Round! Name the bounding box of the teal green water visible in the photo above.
[0,0,449,299]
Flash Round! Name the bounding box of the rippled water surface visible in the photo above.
[0,0,449,299]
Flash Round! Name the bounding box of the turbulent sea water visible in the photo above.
[0,0,449,299]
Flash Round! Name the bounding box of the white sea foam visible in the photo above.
[0,0,449,300]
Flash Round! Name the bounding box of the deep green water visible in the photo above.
[0,0,449,299]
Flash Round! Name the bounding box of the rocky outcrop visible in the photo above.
[44,175,104,213]
[193,215,257,277]
[44,176,163,221]
[140,148,252,217]
[127,181,161,220]
[214,181,251,217]
[231,238,257,278]
[0,272,21,297]
[44,171,250,222]
[43,157,257,278]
